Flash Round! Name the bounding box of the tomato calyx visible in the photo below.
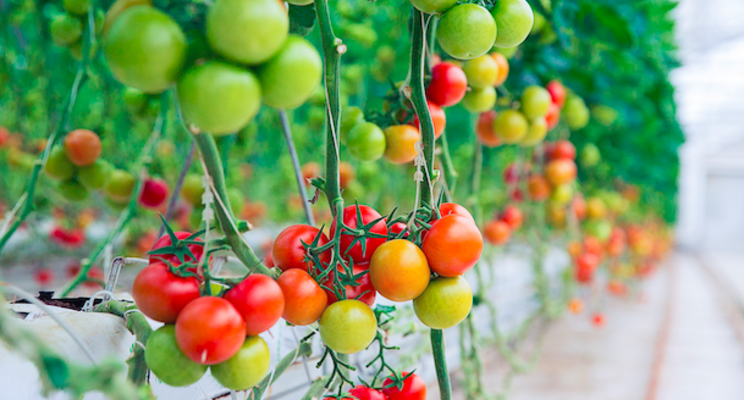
[148,216,205,265]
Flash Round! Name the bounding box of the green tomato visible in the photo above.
[104,6,186,93]
[408,0,457,14]
[227,188,244,215]
[520,85,551,119]
[210,336,270,390]
[258,35,322,110]
[177,61,261,136]
[104,169,136,203]
[206,0,288,65]
[63,0,90,15]
[181,174,204,207]
[462,55,498,89]
[580,143,600,167]
[340,106,365,144]
[564,96,590,130]
[287,0,313,5]
[319,300,377,354]
[78,159,112,190]
[591,104,618,126]
[491,0,534,48]
[58,179,89,202]
[123,87,147,111]
[347,122,386,162]
[549,184,573,205]
[493,109,528,144]
[520,116,548,146]
[461,86,496,113]
[437,4,497,60]
[145,325,207,387]
[531,12,546,34]
[584,219,612,242]
[51,14,82,46]
[413,276,472,329]
[45,147,76,180]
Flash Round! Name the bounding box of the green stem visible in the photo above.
[93,300,153,385]
[440,130,459,194]
[430,329,452,400]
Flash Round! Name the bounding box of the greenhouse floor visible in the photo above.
[447,252,744,400]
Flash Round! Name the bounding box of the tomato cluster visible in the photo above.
[483,204,523,246]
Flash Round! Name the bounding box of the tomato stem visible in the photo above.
[279,109,316,226]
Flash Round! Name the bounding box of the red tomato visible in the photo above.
[277,269,327,326]
[583,235,604,258]
[546,80,566,107]
[139,177,170,209]
[324,263,376,306]
[350,385,387,400]
[272,224,331,272]
[383,372,427,400]
[84,267,104,289]
[476,110,500,147]
[223,274,285,335]
[500,205,523,230]
[426,62,467,107]
[49,226,86,248]
[550,139,576,161]
[592,312,605,327]
[439,202,475,222]
[412,100,446,139]
[545,103,560,130]
[330,205,388,263]
[149,231,205,265]
[176,296,246,365]
[503,163,519,184]
[510,188,524,202]
[422,215,483,277]
[132,262,201,323]
[527,175,550,201]
[572,195,587,219]
[483,219,510,245]
[389,221,410,238]
[34,268,54,286]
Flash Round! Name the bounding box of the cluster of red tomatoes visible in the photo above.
[332,372,427,400]
[483,204,523,246]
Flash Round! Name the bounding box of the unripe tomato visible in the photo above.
[350,385,387,400]
[324,263,377,307]
[491,53,510,86]
[139,177,169,209]
[347,122,386,162]
[546,202,566,227]
[519,116,548,146]
[527,174,550,201]
[545,159,577,186]
[490,0,534,48]
[584,219,612,242]
[586,197,607,219]
[181,174,204,206]
[277,269,327,326]
[501,205,523,230]
[412,101,446,139]
[551,139,576,160]
[545,103,560,130]
[64,0,91,15]
[258,35,322,110]
[78,159,112,190]
[408,0,456,14]
[550,184,573,205]
[176,296,246,365]
[45,146,76,180]
[484,219,510,245]
[58,180,89,202]
[51,14,82,46]
[422,215,483,277]
[104,169,136,203]
[546,80,566,107]
[178,61,261,135]
[383,372,427,400]
[439,202,475,222]
[462,55,498,89]
[210,336,270,390]
[564,95,590,130]
[476,111,500,147]
[319,299,377,354]
[426,62,467,107]
[462,86,496,113]
[493,109,528,144]
[369,239,430,302]
[223,274,284,335]
[330,205,388,263]
[340,106,366,143]
[273,224,331,271]
[413,275,472,329]
[580,143,601,167]
[384,125,420,164]
[132,262,201,323]
[206,0,288,65]
[104,6,186,93]
[145,325,207,387]
[520,86,551,119]
[437,4,497,60]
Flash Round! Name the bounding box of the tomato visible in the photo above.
[462,55,498,89]
[437,4,497,60]
[63,0,90,14]
[572,195,587,219]
[491,53,510,86]
[78,159,112,190]
[301,162,321,185]
[584,219,612,242]
[413,275,472,329]
[341,106,366,143]
[258,35,322,110]
[426,62,467,107]
[325,263,377,306]
[490,0,534,48]
[408,0,456,14]
[503,163,519,184]
[104,6,186,93]
[483,219,510,245]
[176,296,246,365]
[389,221,410,238]
[563,95,589,130]
[57,179,89,202]
[545,159,577,186]
[476,111,500,147]
[51,14,82,46]
[369,239,430,302]
[422,215,483,277]
[586,197,607,219]
[527,174,550,201]
[272,224,330,272]
[550,139,576,160]
[277,269,327,326]
[145,325,207,387]
[339,162,355,189]
[519,116,548,146]
[462,86,496,113]
[347,122,387,162]
[383,125,420,164]
[178,61,261,135]
[104,169,136,203]
[501,205,523,230]
[439,202,475,222]
[223,274,285,335]
[493,109,528,144]
[546,80,566,107]
[568,298,583,314]
[139,177,169,209]
[206,0,288,65]
[210,336,270,390]
[34,268,54,287]
[181,174,204,206]
[319,299,377,354]
[149,231,205,265]
[592,313,606,327]
[545,103,560,130]
[227,188,245,215]
[520,86,551,119]
[583,235,604,258]
[580,143,600,167]
[45,146,76,180]
[49,226,86,248]
[63,129,101,167]
[330,205,388,263]
[132,262,201,323]
[550,184,573,205]
[350,385,387,400]
[574,254,595,283]
[412,101,446,139]
[383,372,427,400]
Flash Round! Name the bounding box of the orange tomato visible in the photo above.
[339,162,355,189]
[568,298,584,314]
[369,239,431,302]
[491,52,509,86]
[302,162,321,186]
[476,111,500,147]
[383,125,420,164]
[483,219,510,245]
[586,197,607,219]
[422,215,483,277]
[500,205,523,230]
[64,129,102,167]
[277,269,328,326]
[545,159,577,186]
[527,174,550,201]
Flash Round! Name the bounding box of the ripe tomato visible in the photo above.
[34,268,54,287]
[422,215,483,277]
[413,276,472,329]
[571,195,587,219]
[139,177,169,209]
[383,372,427,400]
[384,125,420,164]
[206,0,288,65]
[325,263,377,307]
[519,116,548,146]
[132,262,201,323]
[277,269,327,326]
[527,174,550,201]
[319,299,377,354]
[301,162,321,185]
[389,221,410,239]
[437,4,497,60]
[493,109,528,144]
[520,85,551,119]
[545,159,577,186]
[412,101,446,139]
[45,146,76,180]
[491,52,510,86]
[104,6,186,93]
[369,239,430,302]
[439,202,475,222]
[176,296,246,365]
[350,385,387,400]
[258,35,322,110]
[545,103,561,130]
[503,163,519,184]
[149,231,205,265]
[501,205,523,230]
[586,197,607,219]
[104,169,136,203]
[592,313,606,327]
[490,0,534,48]
[347,122,387,162]
[546,202,567,227]
[64,129,101,167]
[426,62,467,107]
[577,252,600,271]
[551,139,576,160]
[546,80,566,107]
[223,274,285,335]
[484,219,510,245]
[145,325,207,387]
[78,159,112,190]
[462,86,496,113]
[583,235,604,258]
[178,61,261,135]
[330,205,388,263]
[273,224,331,272]
[210,336,270,390]
[339,161,356,189]
[462,55,498,88]
[408,0,456,13]
[563,95,590,130]
[568,298,584,314]
[476,110,500,147]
